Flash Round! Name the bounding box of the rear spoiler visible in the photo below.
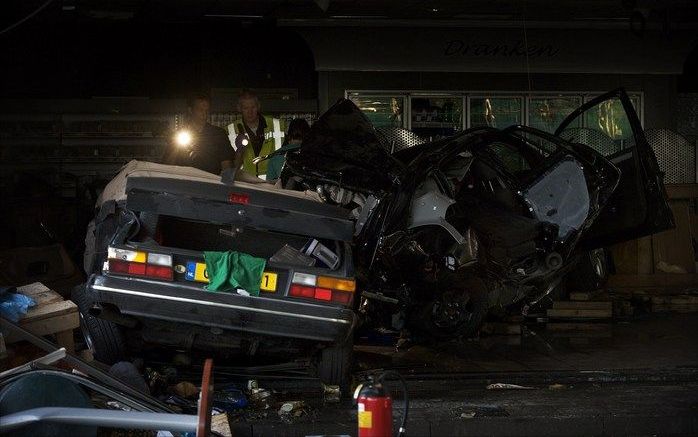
[125,177,355,242]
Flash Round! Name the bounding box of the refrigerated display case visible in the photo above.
[347,94,406,128]
[410,95,462,140]
[469,96,523,129]
[345,90,643,146]
[528,96,582,133]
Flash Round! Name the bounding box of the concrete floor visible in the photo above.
[355,313,698,374]
[230,314,698,436]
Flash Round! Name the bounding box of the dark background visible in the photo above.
[2,0,697,100]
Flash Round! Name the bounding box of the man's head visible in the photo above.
[186,94,211,128]
[237,90,261,126]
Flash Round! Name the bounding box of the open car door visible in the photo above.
[555,88,674,248]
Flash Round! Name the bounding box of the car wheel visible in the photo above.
[317,337,353,391]
[419,276,489,339]
[71,284,126,364]
[567,248,610,292]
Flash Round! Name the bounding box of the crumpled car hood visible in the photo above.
[285,99,401,192]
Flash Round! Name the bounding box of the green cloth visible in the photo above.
[204,251,266,296]
[265,142,301,181]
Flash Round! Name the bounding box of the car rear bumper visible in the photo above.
[86,274,355,343]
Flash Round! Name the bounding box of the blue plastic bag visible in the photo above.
[0,293,36,322]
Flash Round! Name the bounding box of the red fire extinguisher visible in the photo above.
[354,370,409,437]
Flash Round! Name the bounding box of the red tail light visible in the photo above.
[107,259,173,281]
[314,288,332,301]
[290,284,315,298]
[289,282,354,306]
[128,263,147,275]
[228,193,250,205]
[331,290,352,304]
[108,259,132,274]
[145,264,174,280]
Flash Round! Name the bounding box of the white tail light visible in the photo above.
[147,253,172,267]
[292,272,316,286]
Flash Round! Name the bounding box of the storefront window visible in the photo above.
[347,95,406,128]
[410,96,462,140]
[579,97,638,155]
[469,97,522,129]
[528,96,582,133]
[553,95,642,156]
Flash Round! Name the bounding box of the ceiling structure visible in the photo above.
[4,0,698,28]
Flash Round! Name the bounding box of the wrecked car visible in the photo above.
[75,88,673,387]
[76,161,358,386]
[279,88,674,338]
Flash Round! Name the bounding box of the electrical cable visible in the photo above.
[0,0,55,36]
[378,370,409,437]
[521,0,533,93]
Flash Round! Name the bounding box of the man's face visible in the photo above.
[239,97,260,125]
[190,99,210,127]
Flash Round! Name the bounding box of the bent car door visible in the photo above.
[555,88,674,248]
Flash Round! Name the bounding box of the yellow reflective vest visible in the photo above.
[227,115,284,179]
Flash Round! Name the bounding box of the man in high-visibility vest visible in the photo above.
[228,90,285,180]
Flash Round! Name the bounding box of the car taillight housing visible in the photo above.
[228,192,249,205]
[288,273,356,305]
[106,247,173,281]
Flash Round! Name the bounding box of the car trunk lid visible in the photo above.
[125,176,355,242]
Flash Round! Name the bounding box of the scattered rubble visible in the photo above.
[486,383,536,390]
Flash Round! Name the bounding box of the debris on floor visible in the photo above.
[322,383,341,403]
[278,400,308,424]
[172,381,199,399]
[213,387,248,411]
[486,383,536,390]
[211,412,232,437]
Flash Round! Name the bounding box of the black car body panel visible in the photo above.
[555,88,675,247]
[125,176,355,242]
[285,99,403,193]
[278,90,672,329]
[82,161,358,360]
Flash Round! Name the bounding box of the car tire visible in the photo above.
[71,284,126,364]
[317,337,353,391]
[420,276,489,339]
[567,248,610,292]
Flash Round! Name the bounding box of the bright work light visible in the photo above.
[175,130,193,147]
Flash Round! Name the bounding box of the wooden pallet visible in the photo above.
[545,322,613,338]
[651,295,698,313]
[5,282,79,353]
[547,300,613,319]
[569,290,608,301]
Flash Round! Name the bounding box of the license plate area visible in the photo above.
[180,261,278,293]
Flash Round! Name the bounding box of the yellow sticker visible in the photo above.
[260,272,277,292]
[194,263,209,283]
[358,411,372,429]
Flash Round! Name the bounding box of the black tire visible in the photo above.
[71,284,126,364]
[567,248,610,292]
[317,337,353,390]
[419,276,489,339]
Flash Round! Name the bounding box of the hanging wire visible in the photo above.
[521,0,533,93]
[0,0,55,36]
